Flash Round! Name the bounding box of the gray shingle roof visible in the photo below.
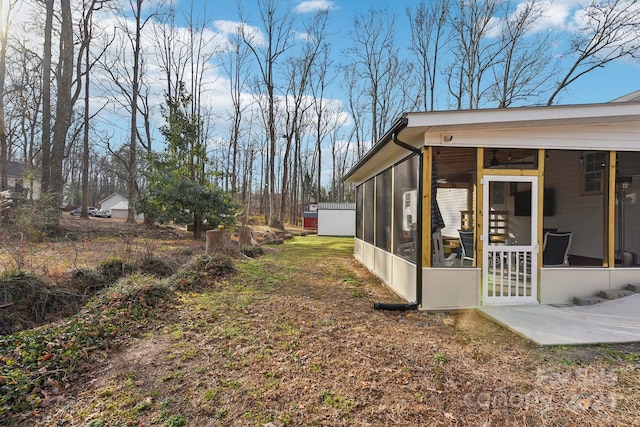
[610,90,640,103]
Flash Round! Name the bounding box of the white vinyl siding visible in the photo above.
[436,188,468,238]
[545,151,604,259]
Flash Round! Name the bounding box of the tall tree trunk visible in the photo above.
[0,0,12,191]
[41,0,54,193]
[316,138,321,203]
[231,113,239,193]
[278,135,293,226]
[290,134,300,225]
[263,138,270,224]
[51,0,74,204]
[82,8,91,217]
[127,0,143,223]
[193,211,202,239]
[267,77,278,227]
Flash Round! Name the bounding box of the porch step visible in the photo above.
[573,284,640,306]
[599,289,636,300]
[573,296,607,306]
[626,283,640,293]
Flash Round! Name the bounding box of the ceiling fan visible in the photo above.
[489,149,535,167]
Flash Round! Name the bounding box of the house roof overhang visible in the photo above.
[344,101,640,185]
[7,161,25,177]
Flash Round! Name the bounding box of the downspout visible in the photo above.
[373,132,422,311]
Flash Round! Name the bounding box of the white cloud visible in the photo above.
[482,1,608,38]
[530,0,591,32]
[214,19,243,36]
[214,19,265,48]
[293,0,336,14]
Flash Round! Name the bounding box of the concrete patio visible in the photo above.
[477,293,640,346]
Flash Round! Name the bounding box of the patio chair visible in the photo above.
[458,230,474,266]
[542,232,572,266]
[433,231,457,267]
[396,226,417,261]
[396,240,415,260]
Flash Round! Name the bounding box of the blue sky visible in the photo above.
[9,0,639,188]
[182,0,639,186]
[204,0,640,106]
[12,0,640,123]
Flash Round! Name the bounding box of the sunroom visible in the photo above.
[344,98,640,311]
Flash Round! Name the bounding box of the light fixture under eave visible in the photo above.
[490,149,500,167]
[442,135,454,142]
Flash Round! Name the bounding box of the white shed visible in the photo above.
[108,200,144,221]
[98,193,128,215]
[317,202,356,237]
[110,200,129,220]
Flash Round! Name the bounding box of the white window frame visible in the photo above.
[583,152,606,194]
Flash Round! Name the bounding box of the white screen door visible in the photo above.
[482,175,538,305]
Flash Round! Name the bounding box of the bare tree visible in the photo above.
[101,0,157,222]
[491,0,556,107]
[80,4,92,216]
[310,42,333,205]
[79,0,111,217]
[6,37,43,199]
[49,0,75,202]
[186,3,219,188]
[326,103,348,201]
[40,0,53,193]
[31,0,105,208]
[125,0,143,222]
[547,0,640,105]
[221,22,252,196]
[407,0,451,111]
[241,0,295,228]
[345,7,406,144]
[153,0,219,189]
[448,0,503,109]
[0,0,18,191]
[280,9,329,224]
[153,2,185,124]
[342,66,367,158]
[377,55,418,129]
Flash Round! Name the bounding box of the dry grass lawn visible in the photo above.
[2,216,640,426]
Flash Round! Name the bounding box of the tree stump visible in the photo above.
[206,228,231,254]
[238,226,256,246]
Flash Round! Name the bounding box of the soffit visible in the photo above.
[345,102,640,184]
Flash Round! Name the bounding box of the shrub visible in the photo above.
[0,270,82,334]
[13,192,60,242]
[98,257,135,280]
[241,246,265,258]
[65,269,109,295]
[0,274,175,423]
[88,274,174,316]
[167,254,235,291]
[138,257,174,277]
